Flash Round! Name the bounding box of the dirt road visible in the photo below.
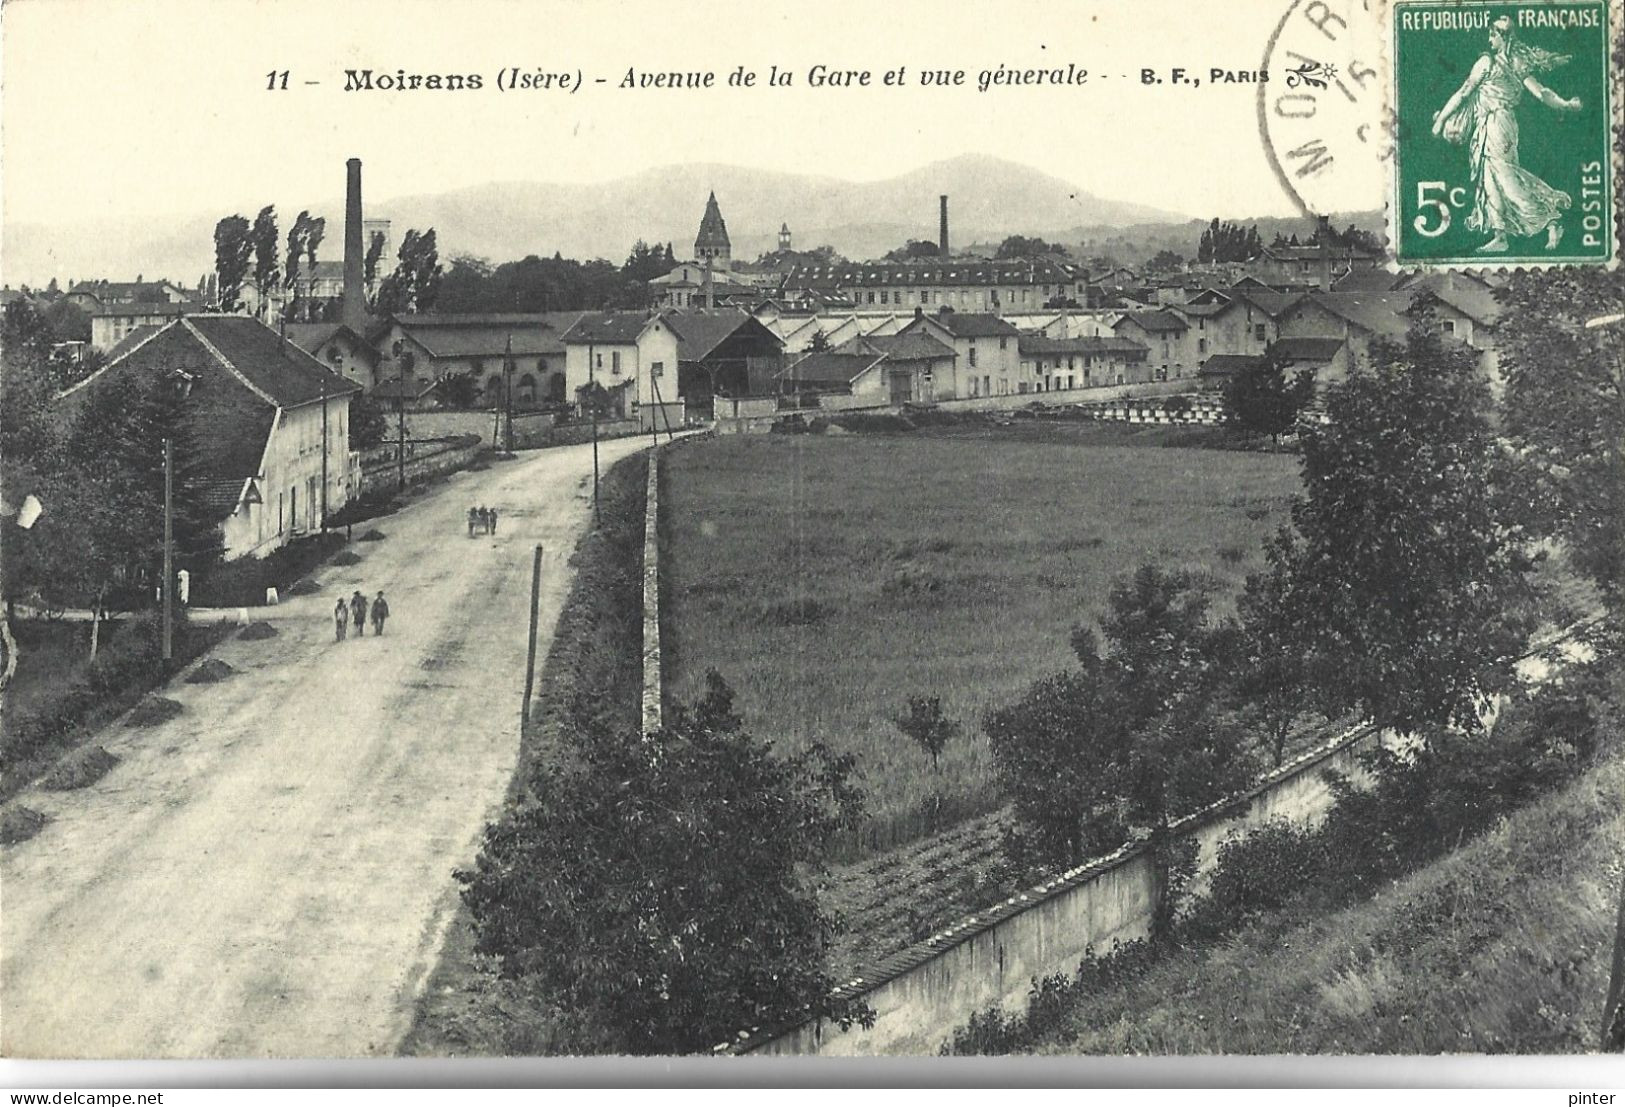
[1,437,655,1058]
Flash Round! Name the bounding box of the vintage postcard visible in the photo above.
[1,0,1622,1081]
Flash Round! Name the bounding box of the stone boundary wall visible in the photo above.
[740,625,1590,1056]
[401,409,646,450]
[934,377,1194,415]
[357,435,482,496]
[640,449,663,737]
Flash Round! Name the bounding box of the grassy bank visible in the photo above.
[663,428,1301,856]
[401,450,650,1057]
[1025,747,1623,1054]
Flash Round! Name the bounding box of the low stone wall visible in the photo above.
[516,418,643,450]
[934,378,1193,415]
[742,721,1386,1056]
[741,623,1590,1057]
[357,435,482,496]
[640,450,663,737]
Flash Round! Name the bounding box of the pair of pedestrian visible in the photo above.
[467,505,499,537]
[334,589,391,640]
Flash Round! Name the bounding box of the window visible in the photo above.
[1198,338,1208,354]
[595,353,604,370]
[880,291,889,305]
[652,360,665,378]
[1254,323,1267,342]
[471,358,485,374]
[983,375,990,395]
[611,351,622,375]
[1441,319,1457,336]
[999,336,1008,350]
[969,344,978,368]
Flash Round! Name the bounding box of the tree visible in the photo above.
[363,229,387,295]
[894,696,959,774]
[995,235,1065,259]
[1235,544,1310,766]
[374,228,443,315]
[436,255,496,313]
[437,370,480,409]
[806,329,831,353]
[250,205,280,319]
[1144,249,1186,274]
[622,239,672,285]
[348,392,388,450]
[457,672,869,1054]
[882,239,942,262]
[1221,343,1315,445]
[283,210,327,321]
[1497,268,1625,610]
[1260,321,1534,736]
[987,566,1253,899]
[213,215,253,312]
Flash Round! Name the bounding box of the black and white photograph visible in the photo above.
[0,0,1621,1089]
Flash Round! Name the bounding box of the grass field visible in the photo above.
[663,424,1303,855]
[1031,746,1625,1055]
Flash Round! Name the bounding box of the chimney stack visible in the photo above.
[343,158,366,330]
[939,195,949,257]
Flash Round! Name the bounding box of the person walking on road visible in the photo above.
[371,591,391,637]
[468,506,478,538]
[489,507,498,535]
[334,598,349,642]
[350,589,368,637]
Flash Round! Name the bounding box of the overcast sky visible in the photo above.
[2,0,1387,249]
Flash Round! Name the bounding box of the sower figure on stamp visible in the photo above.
[334,598,348,642]
[1431,15,1583,253]
[350,589,368,638]
[371,590,390,636]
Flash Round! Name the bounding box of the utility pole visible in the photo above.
[161,436,174,666]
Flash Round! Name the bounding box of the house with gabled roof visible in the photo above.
[560,311,681,427]
[58,315,362,560]
[370,312,586,409]
[898,310,1021,399]
[1018,335,1151,391]
[284,322,381,392]
[780,331,955,406]
[1111,309,1197,381]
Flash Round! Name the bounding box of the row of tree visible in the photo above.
[212,207,444,319]
[1196,217,1264,263]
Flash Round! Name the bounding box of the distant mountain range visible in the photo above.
[2,154,1379,287]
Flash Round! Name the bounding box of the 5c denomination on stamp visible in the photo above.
[1391,0,1616,267]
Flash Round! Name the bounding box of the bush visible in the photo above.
[239,621,279,640]
[186,658,236,684]
[126,696,184,728]
[191,532,347,607]
[331,550,363,567]
[0,806,48,846]
[359,529,386,542]
[41,745,119,790]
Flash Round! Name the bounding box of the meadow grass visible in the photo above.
[663,428,1302,856]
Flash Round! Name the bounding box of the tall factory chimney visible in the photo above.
[939,195,950,257]
[343,158,366,331]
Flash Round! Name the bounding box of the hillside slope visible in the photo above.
[1033,752,1625,1055]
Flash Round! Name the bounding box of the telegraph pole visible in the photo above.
[161,436,174,666]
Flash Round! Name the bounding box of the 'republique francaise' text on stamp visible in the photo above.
[1391,0,1616,267]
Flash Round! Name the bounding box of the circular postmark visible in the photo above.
[1258,0,1395,223]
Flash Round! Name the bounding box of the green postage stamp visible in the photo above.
[1391,0,1617,266]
